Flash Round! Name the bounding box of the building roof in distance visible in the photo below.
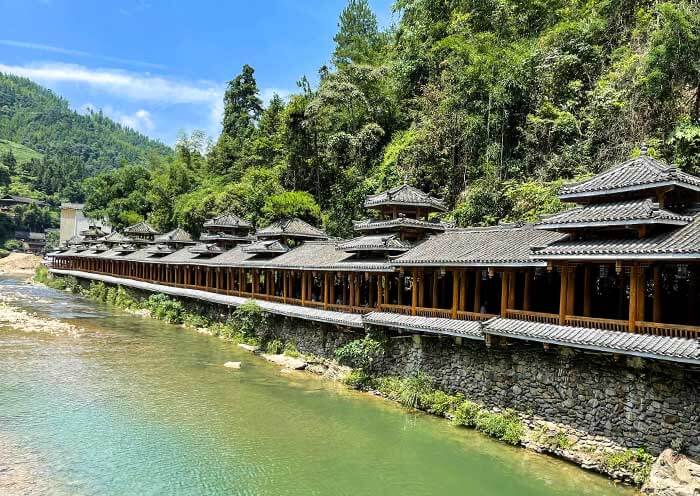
[536,199,692,231]
[203,212,252,229]
[534,211,700,260]
[124,221,159,235]
[392,224,566,267]
[353,217,450,233]
[559,153,700,201]
[337,234,413,253]
[189,242,224,255]
[256,218,328,240]
[103,231,131,244]
[364,184,447,212]
[154,227,194,244]
[242,239,290,255]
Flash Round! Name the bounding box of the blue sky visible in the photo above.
[0,0,395,145]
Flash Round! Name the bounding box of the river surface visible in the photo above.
[0,276,636,495]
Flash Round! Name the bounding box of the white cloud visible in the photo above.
[120,109,154,132]
[0,40,166,70]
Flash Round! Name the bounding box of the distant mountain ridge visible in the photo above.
[0,72,172,172]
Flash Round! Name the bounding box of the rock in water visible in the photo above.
[260,353,307,370]
[237,343,259,352]
[642,449,700,496]
[224,361,241,369]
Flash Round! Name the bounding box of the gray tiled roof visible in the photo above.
[80,226,107,238]
[353,217,449,233]
[393,224,566,267]
[536,199,692,230]
[113,243,138,253]
[199,232,254,243]
[188,242,224,255]
[536,211,700,259]
[337,234,413,252]
[207,246,257,266]
[66,235,84,245]
[364,184,447,212]
[124,221,159,235]
[256,218,328,239]
[203,212,252,229]
[145,244,177,255]
[242,239,289,254]
[156,246,202,263]
[560,155,700,200]
[483,318,699,365]
[154,228,193,243]
[363,312,483,339]
[103,232,131,244]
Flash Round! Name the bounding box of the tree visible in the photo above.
[1,150,16,174]
[333,0,386,67]
[222,64,263,139]
[261,191,322,225]
[0,165,10,190]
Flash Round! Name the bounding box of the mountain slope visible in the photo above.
[0,73,171,172]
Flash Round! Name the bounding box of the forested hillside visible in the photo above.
[0,73,171,174]
[85,0,700,236]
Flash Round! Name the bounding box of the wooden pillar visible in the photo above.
[637,265,646,322]
[451,270,459,318]
[383,275,388,307]
[629,264,638,332]
[583,265,591,317]
[368,275,375,308]
[411,269,418,315]
[283,271,288,302]
[508,271,516,310]
[330,274,336,305]
[397,273,403,306]
[559,266,568,325]
[653,265,662,322]
[418,269,425,308]
[523,270,531,311]
[376,275,382,307]
[432,271,439,308]
[566,269,575,317]
[349,274,355,307]
[459,271,467,311]
[354,274,360,306]
[323,273,330,309]
[301,271,307,305]
[473,271,482,313]
[500,271,509,317]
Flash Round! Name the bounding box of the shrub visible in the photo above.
[86,281,108,302]
[231,301,265,339]
[265,339,283,354]
[603,448,655,485]
[4,239,24,251]
[397,372,434,409]
[144,293,184,323]
[343,369,372,389]
[182,312,211,329]
[334,334,384,370]
[283,341,300,357]
[452,400,483,427]
[474,409,523,445]
[0,248,9,258]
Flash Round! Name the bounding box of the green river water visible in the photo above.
[0,276,636,495]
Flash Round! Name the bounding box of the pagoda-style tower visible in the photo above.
[249,217,328,254]
[146,228,194,257]
[123,221,160,243]
[338,184,448,258]
[198,212,254,249]
[536,146,697,239]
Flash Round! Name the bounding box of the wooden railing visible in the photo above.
[636,321,700,339]
[455,310,497,321]
[506,309,559,324]
[565,315,628,332]
[415,307,452,318]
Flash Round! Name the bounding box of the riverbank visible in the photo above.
[36,271,700,490]
[0,253,41,276]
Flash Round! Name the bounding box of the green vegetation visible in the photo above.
[334,333,385,370]
[34,265,81,292]
[264,339,284,355]
[0,140,42,165]
[344,369,524,446]
[78,0,700,235]
[603,448,655,485]
[283,341,300,358]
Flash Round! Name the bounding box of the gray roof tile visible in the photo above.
[536,199,692,230]
[483,318,699,364]
[353,217,450,233]
[154,228,194,243]
[560,155,700,200]
[393,224,566,266]
[124,221,159,235]
[363,312,483,339]
[364,184,447,212]
[256,218,328,239]
[337,234,413,252]
[203,211,252,229]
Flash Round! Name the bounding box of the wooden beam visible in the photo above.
[473,271,482,313]
[559,267,568,325]
[418,269,425,307]
[432,271,439,308]
[629,264,638,332]
[637,265,646,322]
[508,271,516,310]
[411,269,418,315]
[566,268,575,317]
[500,271,509,317]
[523,270,531,311]
[451,270,459,319]
[301,271,307,305]
[653,265,662,322]
[324,272,329,309]
[459,270,467,311]
[583,265,591,317]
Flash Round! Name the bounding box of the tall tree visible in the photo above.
[222,64,263,139]
[333,0,385,67]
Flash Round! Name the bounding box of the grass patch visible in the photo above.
[602,448,654,485]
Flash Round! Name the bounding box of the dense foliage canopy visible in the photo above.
[40,1,700,234]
